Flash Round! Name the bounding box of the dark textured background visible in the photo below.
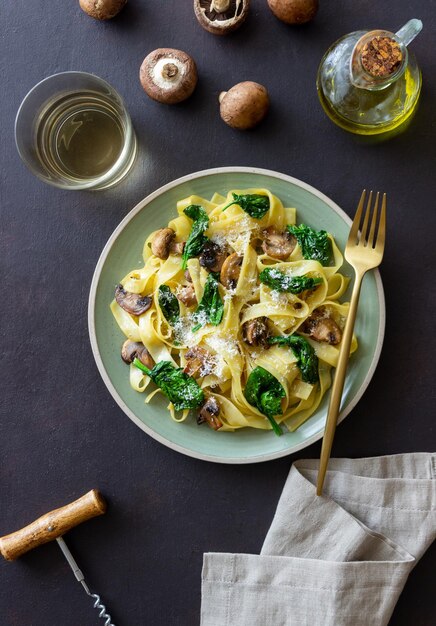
[1,1,435,625]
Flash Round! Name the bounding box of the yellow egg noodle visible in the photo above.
[110,188,357,434]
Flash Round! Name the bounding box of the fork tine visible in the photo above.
[347,189,366,246]
[367,191,380,247]
[375,193,386,254]
[360,190,373,244]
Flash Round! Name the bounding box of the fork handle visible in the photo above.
[316,272,364,495]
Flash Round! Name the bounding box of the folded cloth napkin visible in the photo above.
[201,453,435,626]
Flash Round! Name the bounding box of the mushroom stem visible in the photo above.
[218,91,227,103]
[211,0,231,12]
[161,63,179,80]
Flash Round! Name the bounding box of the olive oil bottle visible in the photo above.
[317,19,422,135]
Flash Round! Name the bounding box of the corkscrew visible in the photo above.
[0,490,116,626]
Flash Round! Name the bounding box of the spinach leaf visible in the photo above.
[287,224,332,266]
[268,335,319,384]
[192,272,224,332]
[244,366,285,436]
[259,267,322,294]
[133,359,204,410]
[158,285,180,326]
[222,193,270,219]
[182,204,209,270]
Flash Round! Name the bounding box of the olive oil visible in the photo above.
[317,21,422,136]
[35,91,136,188]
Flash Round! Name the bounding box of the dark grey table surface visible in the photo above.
[1,1,435,625]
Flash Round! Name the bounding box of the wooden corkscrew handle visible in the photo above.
[0,489,107,561]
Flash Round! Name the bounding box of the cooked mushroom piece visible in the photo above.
[301,309,342,345]
[184,270,193,282]
[220,252,243,289]
[197,396,222,430]
[121,340,154,369]
[169,240,185,255]
[199,241,229,273]
[151,228,176,260]
[140,48,198,104]
[194,0,250,35]
[261,227,296,260]
[243,317,270,347]
[115,285,152,316]
[177,283,197,307]
[184,347,215,377]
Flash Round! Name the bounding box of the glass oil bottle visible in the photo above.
[317,19,423,135]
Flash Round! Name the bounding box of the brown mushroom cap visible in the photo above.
[151,228,176,260]
[267,0,318,25]
[115,284,152,316]
[140,48,198,104]
[79,0,127,20]
[194,0,250,35]
[184,346,216,378]
[261,227,297,260]
[199,241,229,273]
[243,317,270,347]
[301,308,342,345]
[176,283,198,307]
[197,396,222,430]
[121,340,154,368]
[220,252,243,289]
[219,81,269,130]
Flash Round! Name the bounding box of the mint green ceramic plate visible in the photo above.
[88,167,385,463]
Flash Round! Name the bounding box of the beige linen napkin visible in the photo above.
[201,453,435,626]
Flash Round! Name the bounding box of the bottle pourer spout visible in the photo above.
[396,19,423,47]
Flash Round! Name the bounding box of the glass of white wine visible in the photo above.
[15,72,137,190]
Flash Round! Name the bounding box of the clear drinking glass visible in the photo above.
[15,72,137,190]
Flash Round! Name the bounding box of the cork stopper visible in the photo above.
[361,36,403,78]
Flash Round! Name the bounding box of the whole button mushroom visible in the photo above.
[79,0,127,20]
[219,81,269,130]
[194,0,250,35]
[267,0,318,24]
[140,49,198,104]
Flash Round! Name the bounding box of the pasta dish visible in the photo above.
[110,188,357,436]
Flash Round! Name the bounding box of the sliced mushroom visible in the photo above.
[199,241,229,273]
[184,346,216,377]
[115,285,152,316]
[140,48,198,104]
[151,228,176,260]
[169,240,185,255]
[301,309,342,345]
[197,396,222,430]
[243,317,270,347]
[177,283,197,307]
[194,0,250,35]
[261,227,296,261]
[184,270,193,282]
[121,340,154,369]
[220,252,243,290]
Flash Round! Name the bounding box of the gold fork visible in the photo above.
[316,190,386,496]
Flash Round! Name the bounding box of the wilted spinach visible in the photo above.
[244,366,285,436]
[181,204,209,270]
[268,335,319,384]
[259,267,322,294]
[158,285,180,326]
[222,193,270,219]
[133,359,204,410]
[287,224,332,266]
[192,272,224,332]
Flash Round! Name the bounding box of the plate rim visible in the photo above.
[88,166,386,464]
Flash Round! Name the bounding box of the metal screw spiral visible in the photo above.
[90,593,115,626]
